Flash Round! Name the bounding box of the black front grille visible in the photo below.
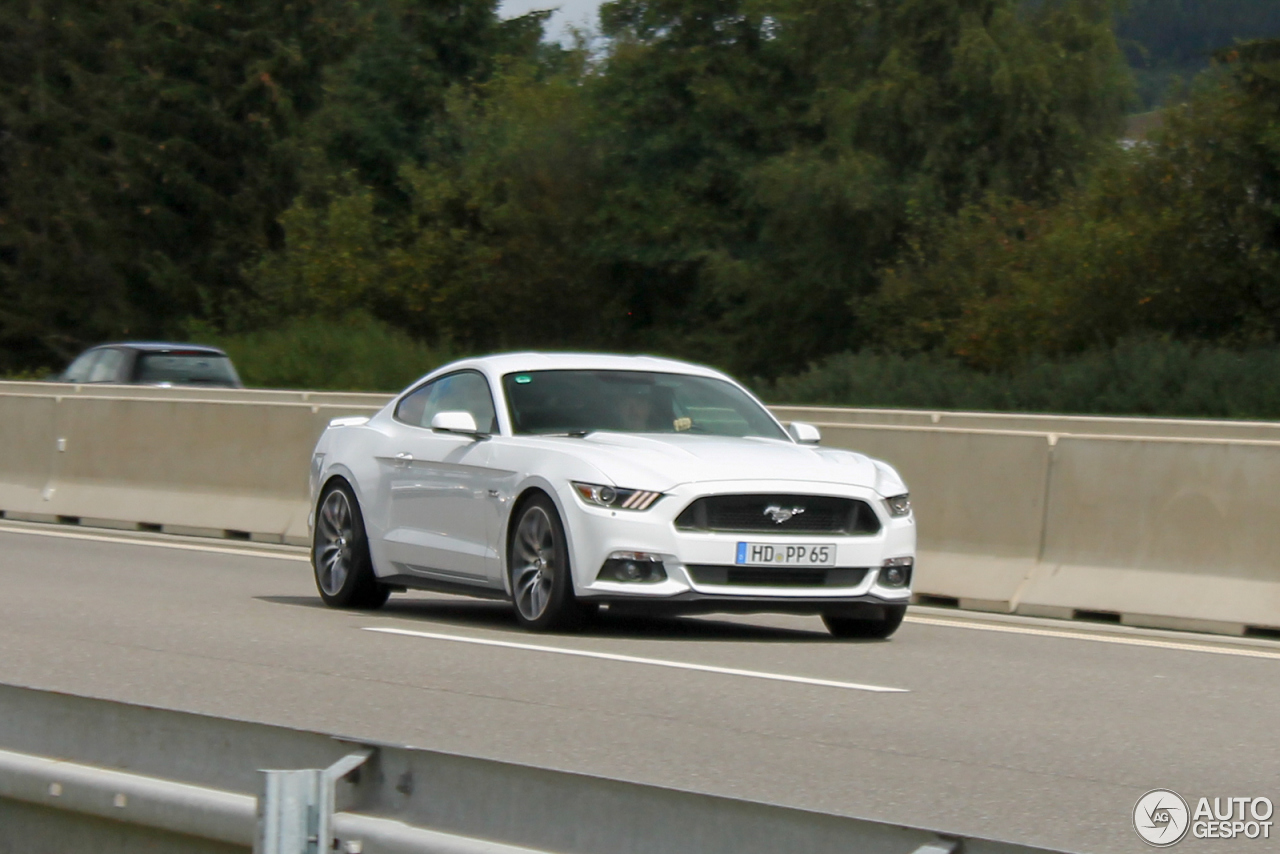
[687,566,870,588]
[675,494,880,535]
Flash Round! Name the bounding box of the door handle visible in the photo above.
[394,452,413,466]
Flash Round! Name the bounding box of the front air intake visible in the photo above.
[686,566,871,587]
[674,494,881,535]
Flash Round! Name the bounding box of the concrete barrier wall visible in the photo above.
[774,406,940,429]
[808,424,1280,634]
[773,405,1280,442]
[0,394,59,514]
[1,391,381,544]
[14,385,1275,438]
[1020,436,1280,633]
[0,380,393,407]
[46,398,368,543]
[817,425,1052,611]
[19,385,1278,439]
[2,385,1279,633]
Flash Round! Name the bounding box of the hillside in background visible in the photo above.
[1117,0,1280,108]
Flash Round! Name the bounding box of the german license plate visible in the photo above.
[735,543,836,567]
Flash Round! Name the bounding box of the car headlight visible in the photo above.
[572,482,663,511]
[885,494,911,517]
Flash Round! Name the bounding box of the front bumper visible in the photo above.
[558,479,916,608]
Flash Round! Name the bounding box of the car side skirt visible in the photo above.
[378,574,511,602]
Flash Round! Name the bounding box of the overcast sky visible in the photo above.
[499,0,604,43]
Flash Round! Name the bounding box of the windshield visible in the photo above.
[134,352,241,387]
[502,370,787,440]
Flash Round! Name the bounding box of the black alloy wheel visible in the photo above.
[508,493,592,631]
[313,480,390,610]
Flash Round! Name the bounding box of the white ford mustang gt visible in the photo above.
[309,353,916,638]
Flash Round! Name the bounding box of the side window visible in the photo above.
[87,348,125,383]
[62,351,101,383]
[394,371,498,433]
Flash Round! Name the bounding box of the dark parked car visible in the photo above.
[57,343,243,388]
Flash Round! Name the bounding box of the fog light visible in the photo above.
[598,551,667,584]
[880,557,913,588]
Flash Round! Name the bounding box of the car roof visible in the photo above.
[90,342,229,355]
[448,352,728,380]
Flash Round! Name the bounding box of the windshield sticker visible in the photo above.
[673,417,692,432]
[515,375,532,384]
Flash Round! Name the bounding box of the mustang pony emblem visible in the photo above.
[763,505,805,524]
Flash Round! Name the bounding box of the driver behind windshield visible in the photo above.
[611,384,682,432]
[502,370,786,440]
[616,392,653,432]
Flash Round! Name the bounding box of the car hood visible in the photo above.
[533,432,903,495]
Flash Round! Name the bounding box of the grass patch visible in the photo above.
[1,366,56,381]
[203,314,454,392]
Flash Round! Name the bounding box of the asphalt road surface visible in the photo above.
[1,520,1277,854]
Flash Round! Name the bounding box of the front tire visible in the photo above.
[508,494,589,631]
[822,605,906,639]
[313,480,390,610]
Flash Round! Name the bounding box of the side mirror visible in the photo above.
[431,410,481,436]
[788,421,821,445]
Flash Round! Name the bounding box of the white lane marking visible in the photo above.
[906,616,1280,661]
[0,523,308,562]
[363,627,909,693]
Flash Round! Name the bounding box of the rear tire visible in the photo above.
[508,494,589,632]
[822,604,906,639]
[313,480,390,610]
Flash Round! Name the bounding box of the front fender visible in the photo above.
[312,421,391,575]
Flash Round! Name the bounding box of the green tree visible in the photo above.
[878,39,1280,368]
[301,0,550,209]
[254,61,616,349]
[0,0,541,371]
[0,0,143,366]
[585,0,1131,374]
[244,0,1132,377]
[0,0,363,369]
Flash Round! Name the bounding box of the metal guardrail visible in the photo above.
[0,746,546,854]
[0,745,981,854]
[0,745,253,845]
[0,684,1066,854]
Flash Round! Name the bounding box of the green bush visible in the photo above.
[761,338,1280,419]
[203,314,453,392]
[0,366,55,381]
